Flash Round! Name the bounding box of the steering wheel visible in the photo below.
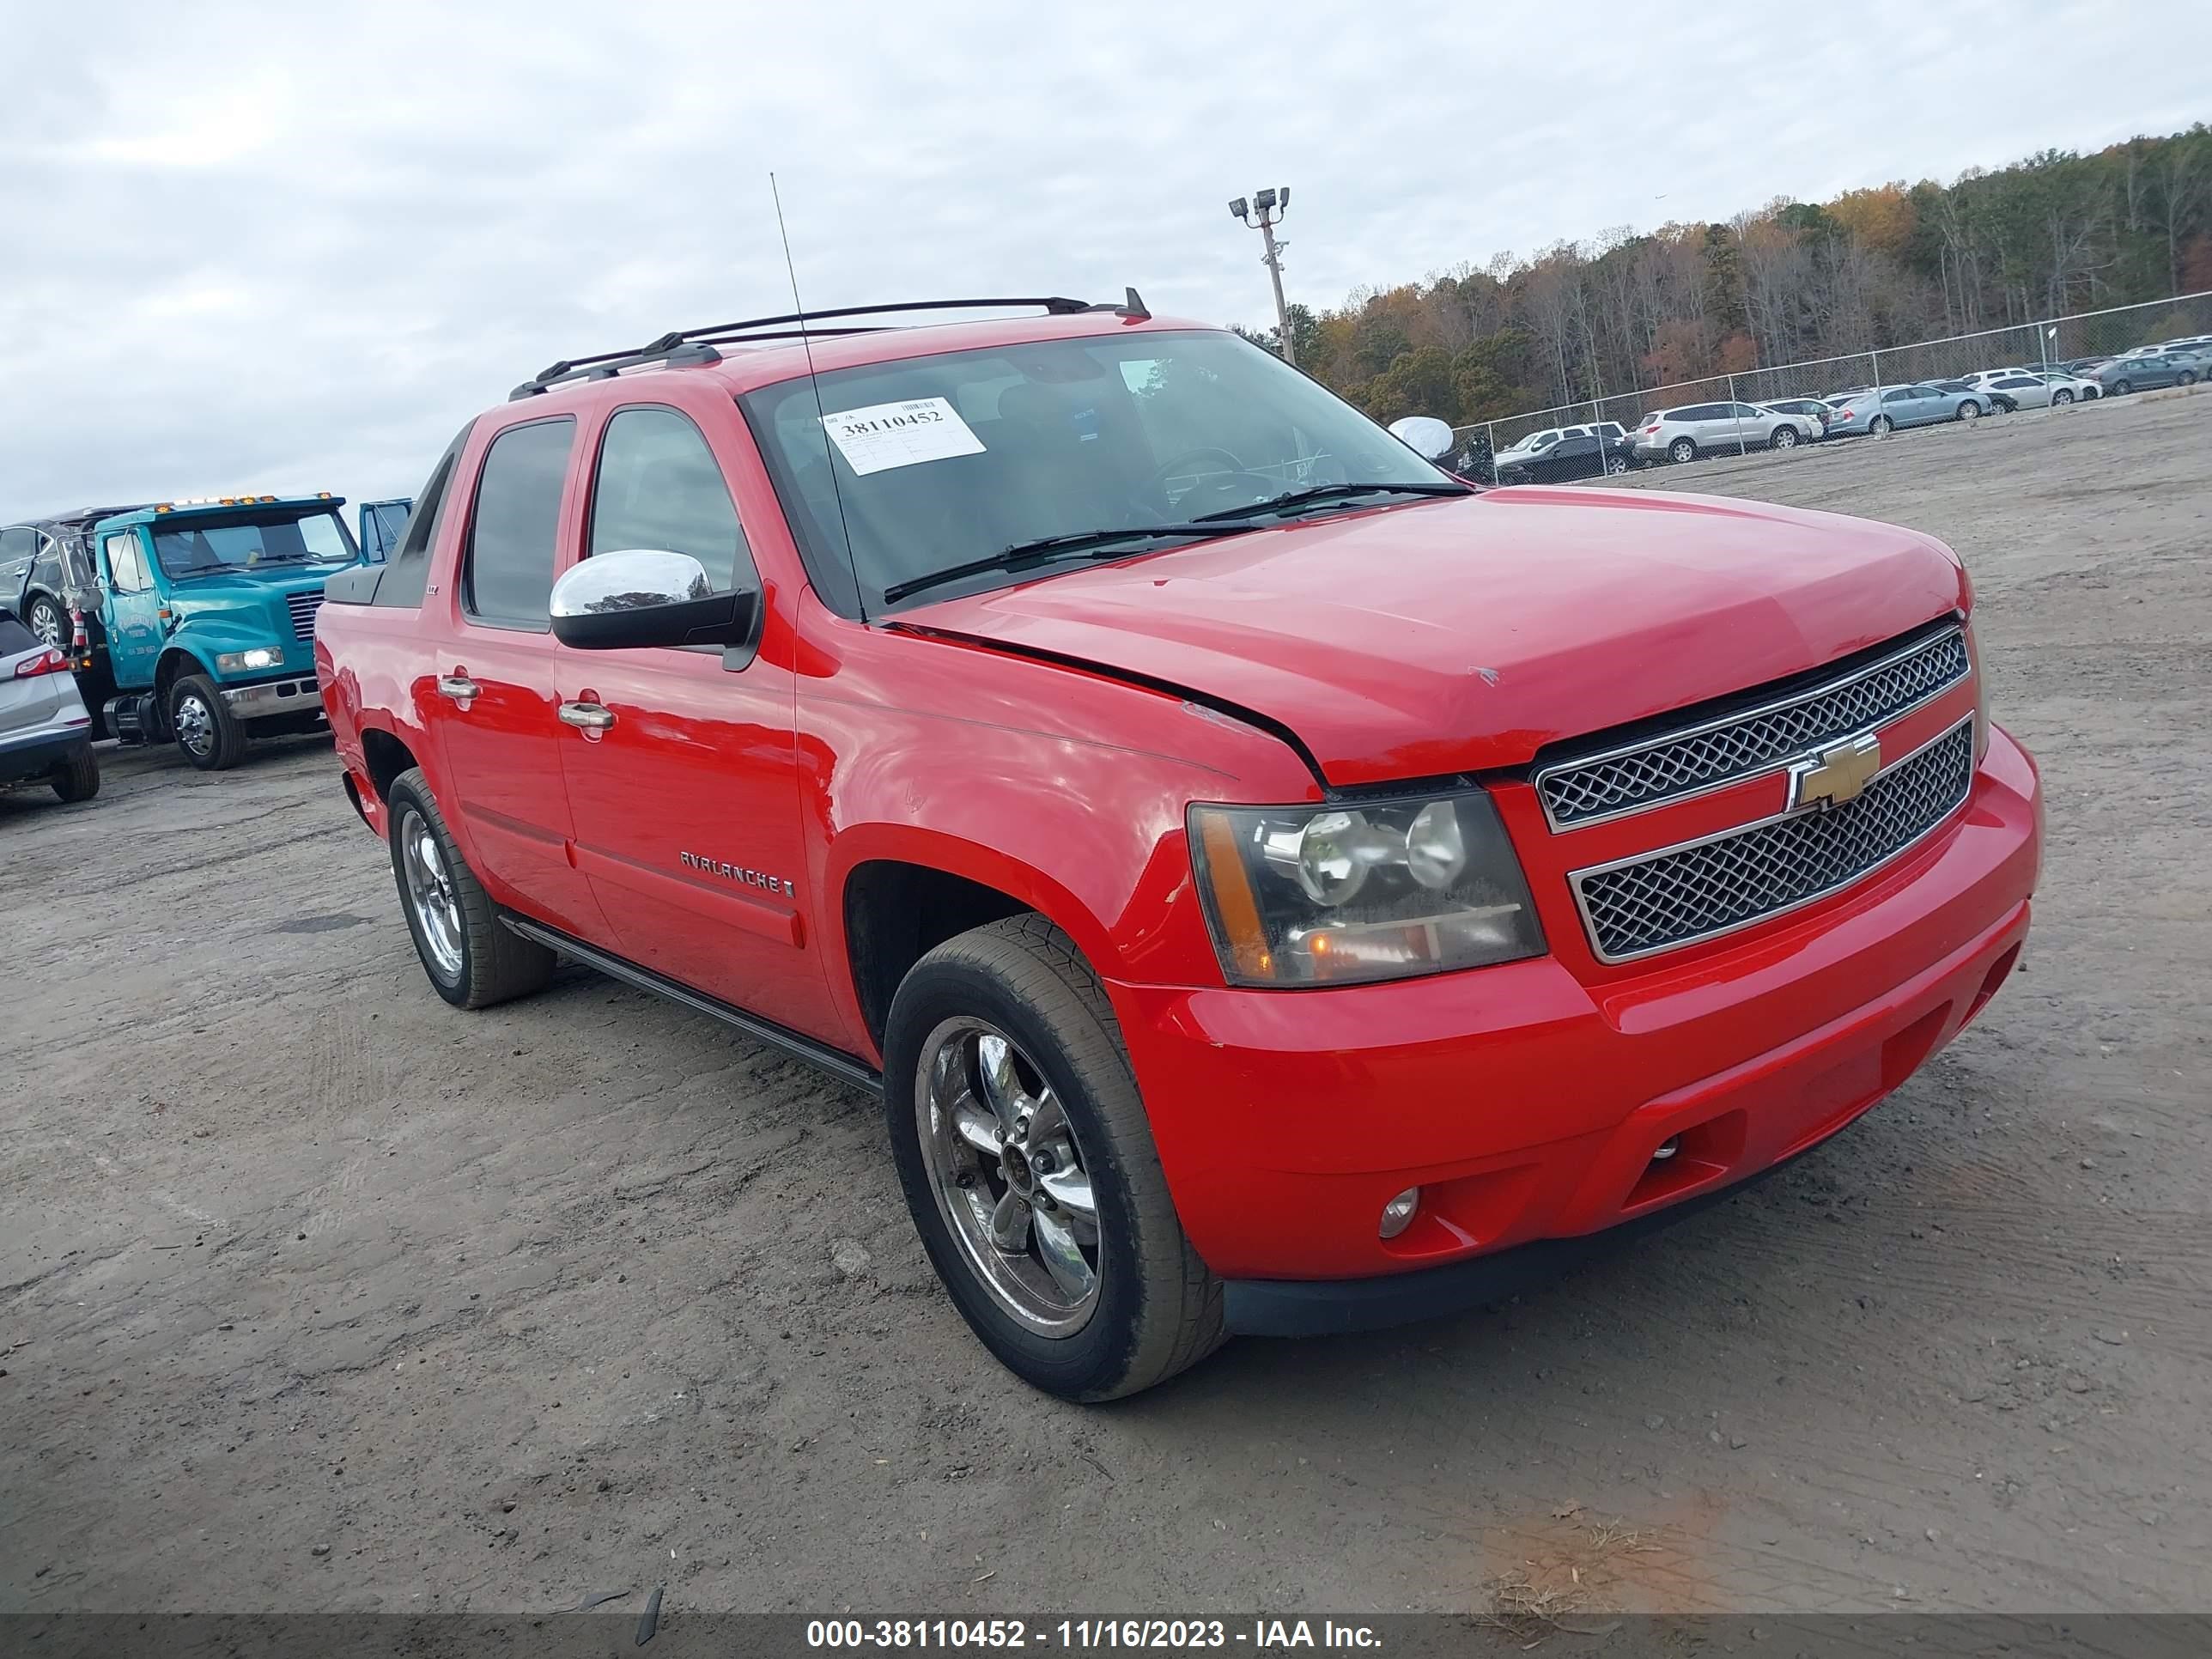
[1150,447,1278,515]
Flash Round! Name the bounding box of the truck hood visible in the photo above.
[168,569,333,659]
[895,489,1966,788]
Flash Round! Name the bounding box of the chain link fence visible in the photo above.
[1444,289,2212,481]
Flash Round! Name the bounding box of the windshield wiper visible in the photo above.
[882,522,1261,605]
[1191,480,1471,523]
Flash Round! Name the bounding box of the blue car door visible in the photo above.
[98,529,165,690]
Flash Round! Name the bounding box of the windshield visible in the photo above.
[740,328,1453,611]
[150,509,357,578]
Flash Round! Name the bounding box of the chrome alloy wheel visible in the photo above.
[28,603,63,647]
[174,690,217,758]
[916,1018,1101,1334]
[397,805,465,980]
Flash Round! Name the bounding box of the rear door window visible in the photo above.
[462,419,575,631]
[586,407,756,594]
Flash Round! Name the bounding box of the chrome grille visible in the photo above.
[1537,629,1970,828]
[1571,720,1975,963]
[286,590,324,642]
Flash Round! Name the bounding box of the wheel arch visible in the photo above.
[155,644,214,699]
[831,831,1121,1060]
[359,726,422,806]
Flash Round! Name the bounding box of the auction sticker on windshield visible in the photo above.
[821,398,987,476]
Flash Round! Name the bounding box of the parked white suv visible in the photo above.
[1632,403,1820,465]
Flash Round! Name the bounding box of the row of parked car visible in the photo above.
[0,495,412,805]
[1483,336,2208,483]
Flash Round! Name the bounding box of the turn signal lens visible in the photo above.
[1195,807,1273,982]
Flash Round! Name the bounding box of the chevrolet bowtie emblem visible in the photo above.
[1790,734,1882,811]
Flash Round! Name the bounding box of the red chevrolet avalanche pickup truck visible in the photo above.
[316,294,2042,1400]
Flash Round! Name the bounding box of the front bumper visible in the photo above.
[1109,727,2041,1299]
[220,674,327,722]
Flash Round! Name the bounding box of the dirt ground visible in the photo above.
[3,392,2209,1622]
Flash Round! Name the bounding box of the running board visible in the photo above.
[498,914,883,1095]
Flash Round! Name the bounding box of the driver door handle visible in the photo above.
[557,700,615,732]
[436,674,480,702]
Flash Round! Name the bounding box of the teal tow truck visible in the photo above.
[75,493,368,770]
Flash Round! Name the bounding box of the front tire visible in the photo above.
[2053,389,2074,405]
[1956,400,1981,422]
[24,593,68,651]
[2180,370,2199,387]
[1668,437,1696,465]
[50,747,100,803]
[169,674,248,770]
[384,768,556,1009]
[884,915,1224,1401]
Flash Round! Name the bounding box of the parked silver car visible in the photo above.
[2096,351,2203,394]
[1823,382,1990,436]
[0,607,100,803]
[1632,401,1820,464]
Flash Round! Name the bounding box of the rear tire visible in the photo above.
[1668,437,1696,465]
[884,915,1224,1401]
[384,767,556,1010]
[2180,370,2199,387]
[1770,426,1799,450]
[2053,389,2074,405]
[24,593,68,651]
[50,747,100,803]
[1869,415,1894,435]
[169,674,248,770]
[2112,380,2133,396]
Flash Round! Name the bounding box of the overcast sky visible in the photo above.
[2,0,2203,516]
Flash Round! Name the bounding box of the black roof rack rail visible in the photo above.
[508,289,1151,401]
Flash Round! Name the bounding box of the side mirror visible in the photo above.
[550,549,758,651]
[1387,416,1456,462]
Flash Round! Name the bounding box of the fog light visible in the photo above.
[1379,1187,1420,1239]
[1651,1137,1680,1163]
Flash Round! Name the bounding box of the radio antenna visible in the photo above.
[769,172,865,618]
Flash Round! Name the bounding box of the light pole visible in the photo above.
[1229,188,1295,366]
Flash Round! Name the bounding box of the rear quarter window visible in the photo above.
[374,422,474,610]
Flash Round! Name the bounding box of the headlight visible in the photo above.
[1189,791,1544,987]
[216,647,280,672]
